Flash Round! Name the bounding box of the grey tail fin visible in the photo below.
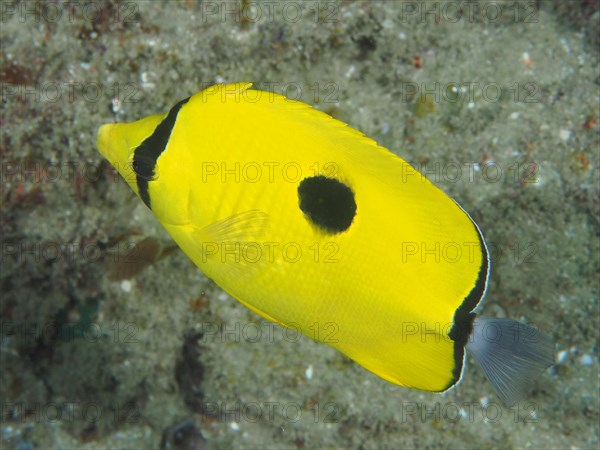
[466,316,554,405]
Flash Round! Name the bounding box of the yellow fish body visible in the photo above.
[98,83,552,403]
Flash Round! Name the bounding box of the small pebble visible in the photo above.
[559,129,571,141]
[305,364,313,380]
[556,350,568,364]
[120,280,132,292]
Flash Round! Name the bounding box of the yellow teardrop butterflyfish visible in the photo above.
[97,82,553,404]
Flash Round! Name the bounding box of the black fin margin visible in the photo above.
[446,223,490,389]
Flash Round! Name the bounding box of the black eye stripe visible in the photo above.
[133,96,190,209]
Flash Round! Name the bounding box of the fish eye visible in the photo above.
[131,154,159,181]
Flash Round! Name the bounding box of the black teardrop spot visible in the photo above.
[298,176,356,234]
